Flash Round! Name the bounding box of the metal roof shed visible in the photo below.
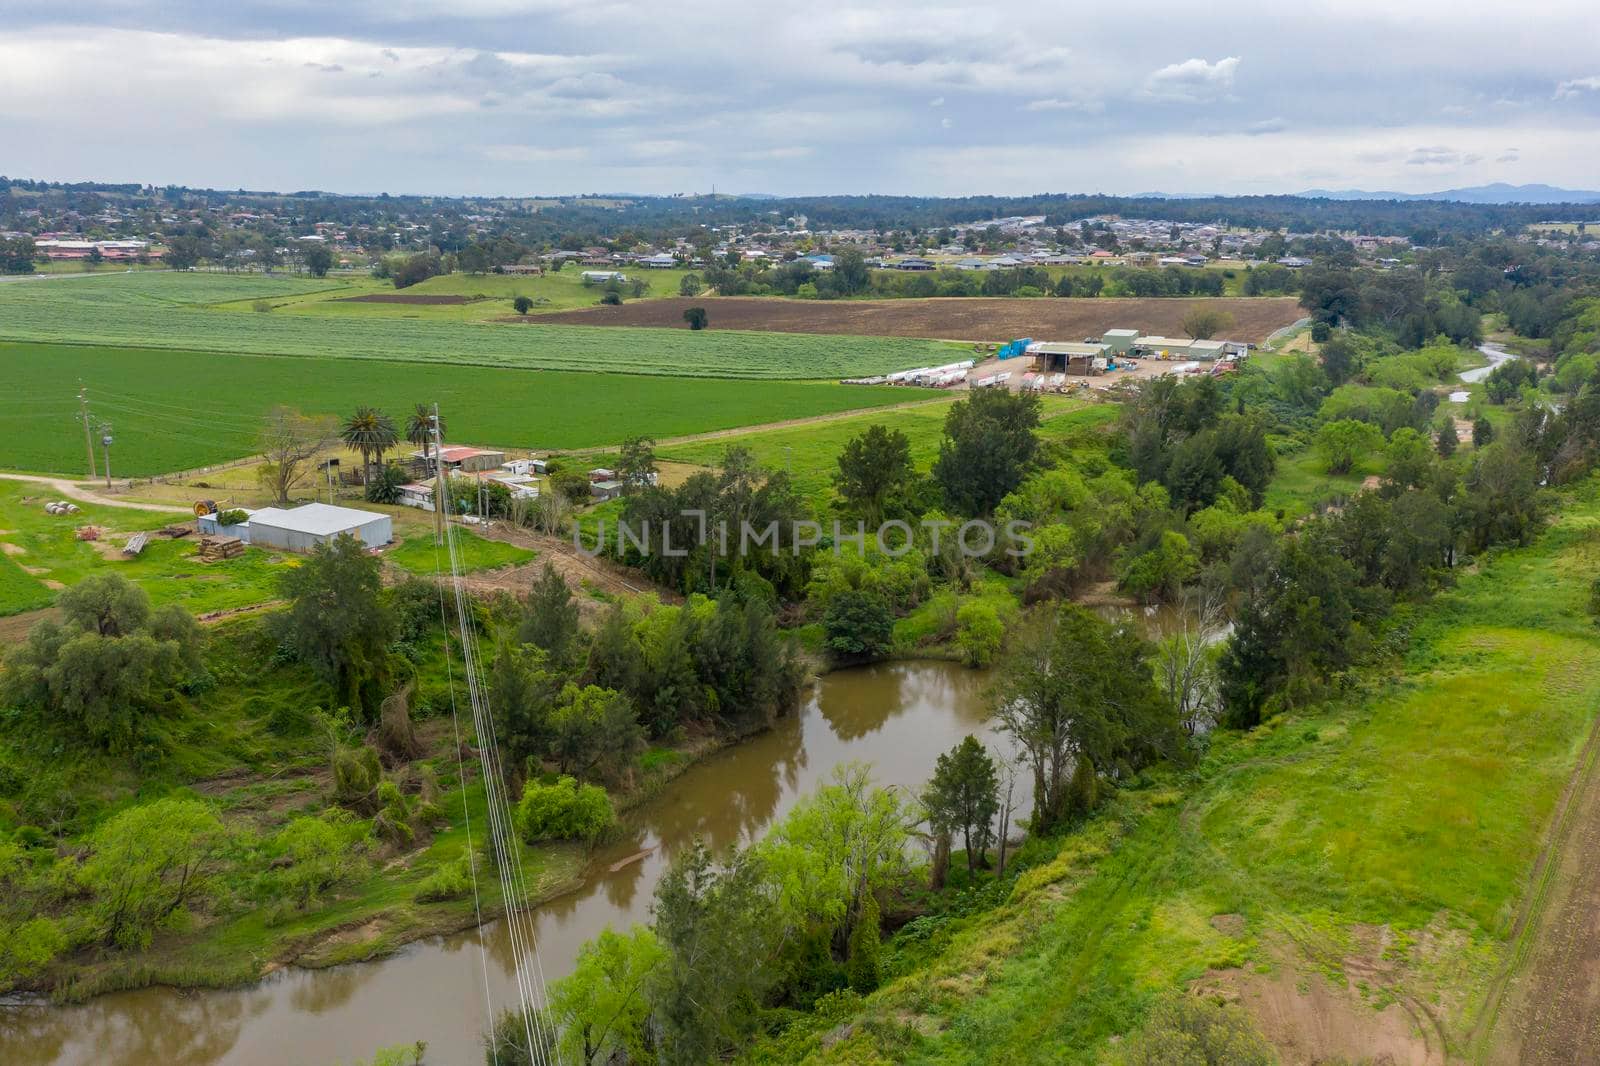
[244,503,393,552]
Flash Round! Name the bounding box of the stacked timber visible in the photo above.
[197,535,244,561]
[122,532,149,556]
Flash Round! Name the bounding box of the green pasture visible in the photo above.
[383,526,536,575]
[657,395,1115,510]
[1,342,927,476]
[0,272,957,379]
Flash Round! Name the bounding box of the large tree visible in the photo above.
[922,736,999,873]
[933,387,1042,516]
[995,604,1180,832]
[277,534,395,717]
[1181,306,1234,340]
[518,562,580,667]
[833,423,914,528]
[258,407,336,506]
[405,404,444,464]
[340,406,399,481]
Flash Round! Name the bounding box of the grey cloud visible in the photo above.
[1144,56,1240,102]
[1246,117,1288,135]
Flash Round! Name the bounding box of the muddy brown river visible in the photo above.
[0,661,1004,1065]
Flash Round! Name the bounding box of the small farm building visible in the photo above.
[1102,328,1140,354]
[398,483,436,511]
[244,503,392,551]
[415,446,507,473]
[1031,341,1111,375]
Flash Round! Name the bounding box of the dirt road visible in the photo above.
[527,295,1303,345]
[0,473,192,514]
[1482,711,1600,1063]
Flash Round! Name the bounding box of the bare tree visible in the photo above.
[533,491,571,535]
[257,407,336,506]
[1158,583,1228,736]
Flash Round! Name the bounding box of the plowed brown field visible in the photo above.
[529,296,1303,343]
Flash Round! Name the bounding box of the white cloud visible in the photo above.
[1143,56,1240,102]
[1245,117,1288,135]
[1555,75,1600,98]
[1023,97,1103,114]
[929,96,944,107]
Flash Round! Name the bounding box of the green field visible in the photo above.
[658,395,1117,509]
[784,483,1600,1063]
[0,272,958,379]
[214,267,699,320]
[0,479,296,617]
[2,342,931,476]
[383,526,536,575]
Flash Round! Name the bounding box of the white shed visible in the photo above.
[244,503,393,552]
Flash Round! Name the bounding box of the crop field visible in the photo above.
[210,267,698,321]
[534,295,1305,343]
[657,394,1116,509]
[0,273,956,378]
[2,342,929,476]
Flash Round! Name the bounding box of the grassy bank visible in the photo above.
[753,481,1600,1063]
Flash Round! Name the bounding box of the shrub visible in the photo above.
[217,508,249,526]
[683,306,709,330]
[512,295,532,315]
[954,601,1003,667]
[515,776,615,844]
[415,853,474,902]
[846,893,882,994]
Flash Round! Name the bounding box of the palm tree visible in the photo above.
[405,404,445,463]
[340,406,398,482]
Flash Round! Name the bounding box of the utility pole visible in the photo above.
[100,423,113,488]
[78,386,96,480]
[431,404,445,547]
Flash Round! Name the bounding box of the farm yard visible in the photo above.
[534,295,1304,343]
[1,342,929,475]
[0,272,960,379]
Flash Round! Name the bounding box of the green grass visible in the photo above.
[216,268,699,321]
[383,527,535,575]
[0,271,960,379]
[773,482,1600,1064]
[2,342,930,476]
[658,396,1115,510]
[1262,436,1376,516]
[0,479,296,616]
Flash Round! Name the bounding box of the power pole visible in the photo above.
[79,386,96,480]
[100,423,113,488]
[431,404,445,547]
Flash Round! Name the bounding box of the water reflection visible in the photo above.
[0,661,1005,1066]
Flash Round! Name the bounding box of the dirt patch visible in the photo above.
[338,293,473,305]
[1485,707,1600,1063]
[0,606,59,643]
[0,543,23,556]
[1210,913,1247,937]
[526,295,1304,345]
[1198,942,1443,1066]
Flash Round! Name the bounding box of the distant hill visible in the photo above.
[1298,182,1600,205]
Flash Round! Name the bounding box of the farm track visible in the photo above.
[1478,703,1600,1064]
[0,473,192,513]
[529,295,1304,344]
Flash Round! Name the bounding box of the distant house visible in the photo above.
[895,257,934,271]
[397,483,436,511]
[581,270,627,283]
[1277,256,1312,268]
[588,467,617,483]
[640,254,677,268]
[803,254,835,270]
[590,479,624,502]
[416,446,506,473]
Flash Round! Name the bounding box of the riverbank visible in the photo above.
[1,659,1003,1066]
[756,481,1600,1064]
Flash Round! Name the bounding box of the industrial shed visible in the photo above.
[244,503,392,552]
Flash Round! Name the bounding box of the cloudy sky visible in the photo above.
[4,1,1599,198]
